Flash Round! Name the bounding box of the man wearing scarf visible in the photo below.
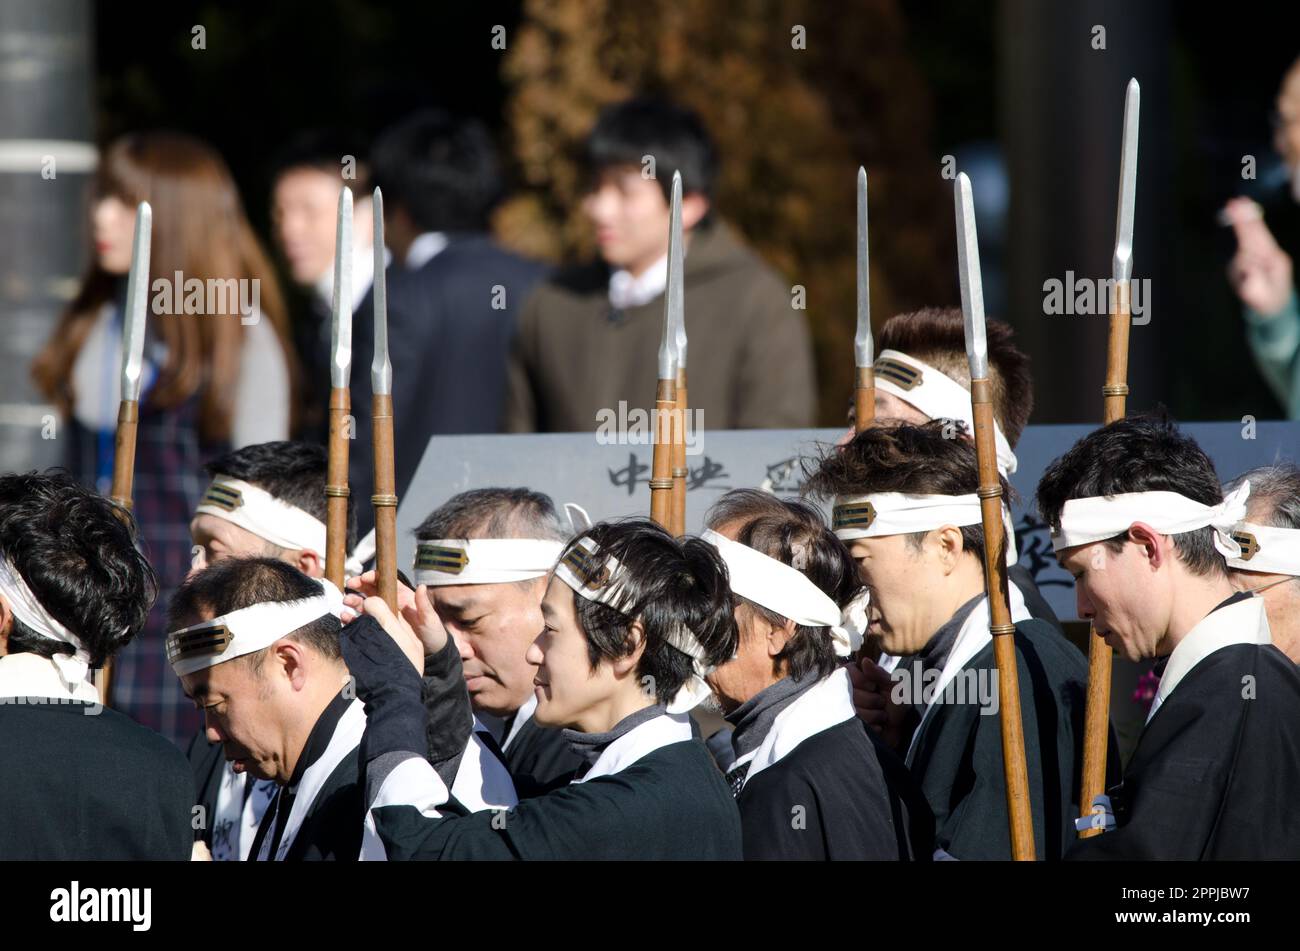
[0,472,193,860]
[1223,463,1300,664]
[805,422,1093,860]
[1039,415,1300,859]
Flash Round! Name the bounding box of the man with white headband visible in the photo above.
[1038,415,1300,859]
[406,488,583,798]
[339,520,743,859]
[1224,463,1300,664]
[184,440,357,861]
[806,421,1091,860]
[0,472,194,860]
[167,557,364,860]
[844,307,1057,626]
[701,489,933,860]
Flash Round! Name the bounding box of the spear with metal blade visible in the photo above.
[370,188,398,613]
[669,172,688,536]
[325,186,353,588]
[854,166,875,433]
[650,173,682,531]
[955,171,1036,861]
[102,200,152,706]
[1079,77,1140,839]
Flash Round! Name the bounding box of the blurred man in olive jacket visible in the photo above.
[504,98,816,433]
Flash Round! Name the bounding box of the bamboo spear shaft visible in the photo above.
[1080,78,1140,839]
[956,172,1036,860]
[370,188,398,612]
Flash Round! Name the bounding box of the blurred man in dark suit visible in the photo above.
[350,111,547,536]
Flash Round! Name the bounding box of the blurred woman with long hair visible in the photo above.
[33,131,298,747]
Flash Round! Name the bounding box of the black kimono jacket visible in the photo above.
[905,606,1094,860]
[1069,595,1300,860]
[731,668,933,860]
[0,655,194,860]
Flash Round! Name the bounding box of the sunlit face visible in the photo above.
[92,194,137,275]
[527,579,624,730]
[181,647,291,783]
[848,533,956,655]
[429,579,545,717]
[188,514,276,578]
[1059,539,1171,662]
[271,168,340,285]
[582,165,674,274]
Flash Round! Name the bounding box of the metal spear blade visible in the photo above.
[120,201,152,402]
[330,186,353,390]
[954,172,988,380]
[371,187,391,396]
[658,171,683,381]
[1113,78,1140,283]
[855,166,873,369]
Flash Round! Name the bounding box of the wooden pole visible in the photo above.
[972,379,1037,860]
[650,377,677,530]
[854,366,875,433]
[371,397,398,611]
[325,387,351,589]
[670,367,688,536]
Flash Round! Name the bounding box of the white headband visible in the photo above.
[553,537,712,714]
[197,477,327,556]
[832,492,1017,567]
[166,578,345,678]
[874,349,1018,476]
[0,558,92,690]
[414,539,565,586]
[1051,482,1252,560]
[701,529,862,657]
[1227,522,1300,576]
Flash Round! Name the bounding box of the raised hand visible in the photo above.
[1225,197,1295,317]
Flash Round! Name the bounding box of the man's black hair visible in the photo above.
[268,128,370,192]
[203,441,357,552]
[802,420,1007,565]
[370,109,502,233]
[0,471,157,667]
[168,557,341,666]
[585,97,718,205]
[1036,413,1226,576]
[562,519,733,706]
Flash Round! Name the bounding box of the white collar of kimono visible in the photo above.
[413,538,564,586]
[1225,522,1300,576]
[1147,595,1272,725]
[571,711,693,784]
[197,476,328,557]
[166,579,344,678]
[554,536,712,714]
[0,651,100,704]
[873,349,1017,476]
[701,529,862,657]
[0,557,93,692]
[1051,482,1252,560]
[732,667,856,790]
[832,492,1018,567]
